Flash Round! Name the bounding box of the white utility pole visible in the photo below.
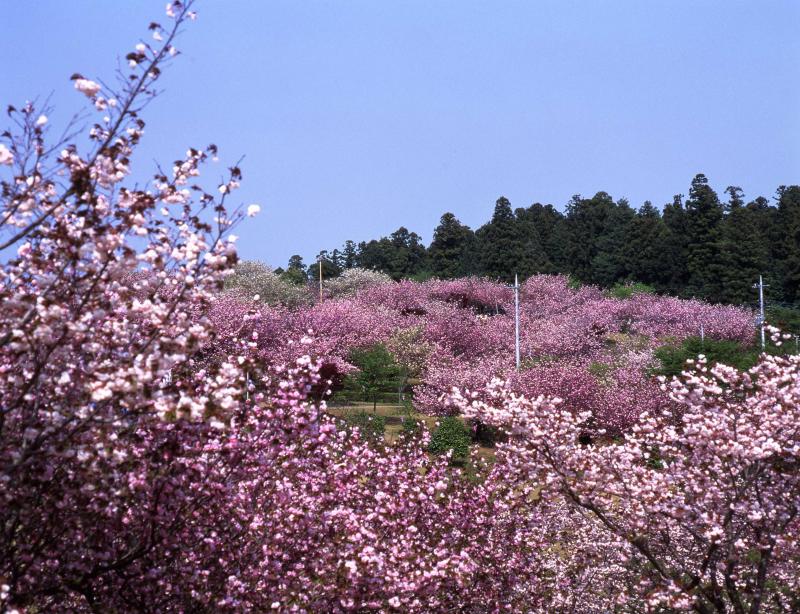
[754,275,768,351]
[513,274,520,370]
[699,324,705,350]
[318,258,323,302]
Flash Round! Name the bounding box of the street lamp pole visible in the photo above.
[318,258,323,302]
[513,274,520,370]
[753,275,768,351]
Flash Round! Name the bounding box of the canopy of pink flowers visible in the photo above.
[2,4,795,612]
[211,273,754,433]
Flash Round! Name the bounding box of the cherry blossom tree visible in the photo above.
[323,267,392,299]
[3,1,791,611]
[0,1,251,607]
[225,259,312,307]
[448,349,800,612]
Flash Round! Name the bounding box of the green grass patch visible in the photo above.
[607,282,656,300]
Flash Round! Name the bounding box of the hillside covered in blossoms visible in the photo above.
[1,2,798,612]
[218,268,755,433]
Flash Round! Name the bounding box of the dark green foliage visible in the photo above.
[777,186,800,303]
[345,412,386,443]
[345,344,400,410]
[767,305,800,336]
[658,195,691,294]
[407,270,435,282]
[592,198,636,286]
[566,275,582,290]
[563,192,636,286]
[281,254,308,285]
[471,421,503,447]
[684,174,724,300]
[623,201,671,290]
[521,203,567,273]
[654,336,764,377]
[428,213,476,279]
[315,250,342,280]
[400,416,423,438]
[607,282,655,300]
[475,197,524,282]
[341,240,358,269]
[513,206,550,277]
[715,188,769,304]
[315,177,800,309]
[358,227,427,280]
[428,417,471,462]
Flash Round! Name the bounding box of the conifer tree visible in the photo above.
[684,174,724,300]
[522,203,567,273]
[717,187,768,304]
[514,206,552,277]
[564,192,630,285]
[747,196,783,296]
[476,197,522,281]
[591,197,635,286]
[624,201,670,289]
[282,254,309,285]
[341,240,359,269]
[661,194,691,294]
[428,213,475,278]
[777,185,800,303]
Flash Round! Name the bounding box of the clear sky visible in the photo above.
[2,1,798,267]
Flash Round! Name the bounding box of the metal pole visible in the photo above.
[514,274,520,370]
[758,275,765,351]
[700,324,704,351]
[319,259,323,302]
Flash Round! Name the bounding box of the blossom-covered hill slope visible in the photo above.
[212,272,754,433]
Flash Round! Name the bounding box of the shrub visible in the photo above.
[587,361,612,380]
[344,344,400,410]
[566,275,582,290]
[408,270,435,282]
[654,336,762,376]
[429,417,471,461]
[520,355,557,370]
[401,416,423,438]
[767,305,800,336]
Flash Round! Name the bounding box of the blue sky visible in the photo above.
[2,1,798,267]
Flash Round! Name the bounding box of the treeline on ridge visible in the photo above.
[275,174,800,307]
